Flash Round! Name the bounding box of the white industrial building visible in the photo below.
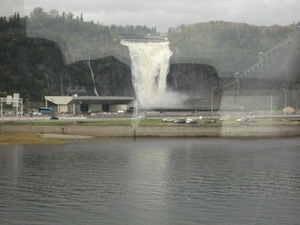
[45,95,135,115]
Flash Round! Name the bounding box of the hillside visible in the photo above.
[0,9,299,111]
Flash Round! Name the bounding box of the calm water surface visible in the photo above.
[0,137,299,225]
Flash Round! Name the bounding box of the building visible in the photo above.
[45,95,135,115]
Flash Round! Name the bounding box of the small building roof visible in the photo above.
[71,96,134,104]
[45,96,134,105]
[45,96,73,105]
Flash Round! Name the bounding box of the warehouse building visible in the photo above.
[44,95,135,115]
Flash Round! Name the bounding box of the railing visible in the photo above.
[222,34,298,92]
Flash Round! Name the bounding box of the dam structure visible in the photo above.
[121,39,185,109]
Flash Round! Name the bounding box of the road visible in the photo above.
[2,108,300,122]
[1,112,300,123]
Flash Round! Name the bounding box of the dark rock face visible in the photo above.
[65,56,220,98]
[5,34,218,99]
[167,63,220,98]
[66,56,135,97]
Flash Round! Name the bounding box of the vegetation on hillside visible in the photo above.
[168,21,298,77]
[0,8,298,105]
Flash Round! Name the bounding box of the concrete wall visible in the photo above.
[109,105,128,112]
[58,105,68,113]
[1,125,300,137]
[90,104,102,112]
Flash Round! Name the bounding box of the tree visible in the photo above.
[30,7,44,18]
[49,9,58,18]
[66,12,73,20]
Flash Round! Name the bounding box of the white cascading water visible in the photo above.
[87,54,99,96]
[121,39,185,108]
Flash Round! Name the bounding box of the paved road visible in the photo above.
[0,115,87,122]
[1,112,300,122]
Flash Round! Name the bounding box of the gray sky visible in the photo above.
[2,0,300,31]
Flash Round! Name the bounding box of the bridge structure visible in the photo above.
[121,36,168,43]
[221,31,300,111]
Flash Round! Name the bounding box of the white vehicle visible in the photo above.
[162,117,174,122]
[220,117,229,121]
[32,111,42,116]
[237,117,250,122]
[186,118,197,124]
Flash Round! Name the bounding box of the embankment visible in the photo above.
[1,125,300,137]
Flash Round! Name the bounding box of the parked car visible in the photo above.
[186,118,197,124]
[237,117,250,122]
[220,117,229,121]
[32,111,42,116]
[50,116,59,120]
[174,118,186,123]
[162,117,174,122]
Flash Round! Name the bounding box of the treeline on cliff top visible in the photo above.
[0,8,298,103]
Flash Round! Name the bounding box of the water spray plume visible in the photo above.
[121,40,186,109]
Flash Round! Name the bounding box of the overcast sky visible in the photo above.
[2,0,300,31]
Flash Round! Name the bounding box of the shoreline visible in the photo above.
[1,124,300,138]
[39,133,94,139]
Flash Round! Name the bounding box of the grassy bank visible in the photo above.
[1,118,299,127]
[0,133,67,145]
[1,118,299,145]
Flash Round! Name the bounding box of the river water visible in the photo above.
[0,137,299,225]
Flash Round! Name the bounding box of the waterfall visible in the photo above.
[87,54,99,96]
[121,39,185,108]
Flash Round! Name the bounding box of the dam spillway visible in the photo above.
[121,39,185,108]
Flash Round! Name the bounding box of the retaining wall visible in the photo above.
[1,125,300,137]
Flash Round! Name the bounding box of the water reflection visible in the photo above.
[0,138,299,225]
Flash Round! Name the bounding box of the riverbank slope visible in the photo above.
[1,124,300,138]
